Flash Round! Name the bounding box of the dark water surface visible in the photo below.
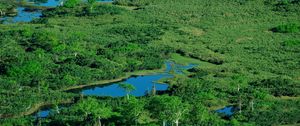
[215,106,236,116]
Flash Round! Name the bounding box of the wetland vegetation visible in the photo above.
[0,0,299,125]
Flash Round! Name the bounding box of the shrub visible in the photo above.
[113,0,148,6]
[250,77,300,96]
[109,24,164,44]
[282,40,300,46]
[88,4,125,16]
[64,0,81,8]
[272,23,300,33]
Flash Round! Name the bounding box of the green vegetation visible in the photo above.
[0,0,17,17]
[0,0,299,125]
[118,83,136,100]
[272,23,300,33]
[64,0,81,8]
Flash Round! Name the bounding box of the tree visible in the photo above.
[118,83,136,100]
[121,97,145,125]
[64,0,80,8]
[189,102,211,125]
[72,98,116,126]
[87,0,96,12]
[7,60,47,87]
[149,95,190,126]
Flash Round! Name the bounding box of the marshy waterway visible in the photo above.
[0,0,113,24]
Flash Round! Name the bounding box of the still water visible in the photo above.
[35,62,196,118]
[0,0,113,24]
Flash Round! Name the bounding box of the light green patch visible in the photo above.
[179,26,204,36]
[170,53,215,66]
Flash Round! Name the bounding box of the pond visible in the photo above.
[0,0,113,24]
[215,106,236,117]
[37,109,50,118]
[79,62,196,97]
[35,62,197,118]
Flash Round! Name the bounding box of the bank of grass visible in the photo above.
[62,63,167,91]
[0,62,167,119]
[170,53,216,66]
[0,98,73,118]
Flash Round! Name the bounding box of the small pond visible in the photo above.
[215,106,236,117]
[79,62,196,97]
[35,62,197,118]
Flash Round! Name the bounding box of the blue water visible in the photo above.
[25,0,113,7]
[82,74,172,97]
[27,0,62,7]
[1,0,114,24]
[35,106,64,118]
[81,62,193,97]
[0,7,42,24]
[35,62,196,118]
[37,109,50,118]
[215,106,235,116]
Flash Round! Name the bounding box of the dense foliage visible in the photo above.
[0,0,299,125]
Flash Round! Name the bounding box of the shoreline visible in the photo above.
[59,65,166,91]
[62,64,167,91]
[0,64,167,119]
[59,69,162,91]
[0,99,73,119]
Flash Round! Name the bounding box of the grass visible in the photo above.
[170,53,215,66]
[62,64,166,91]
[0,0,300,125]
